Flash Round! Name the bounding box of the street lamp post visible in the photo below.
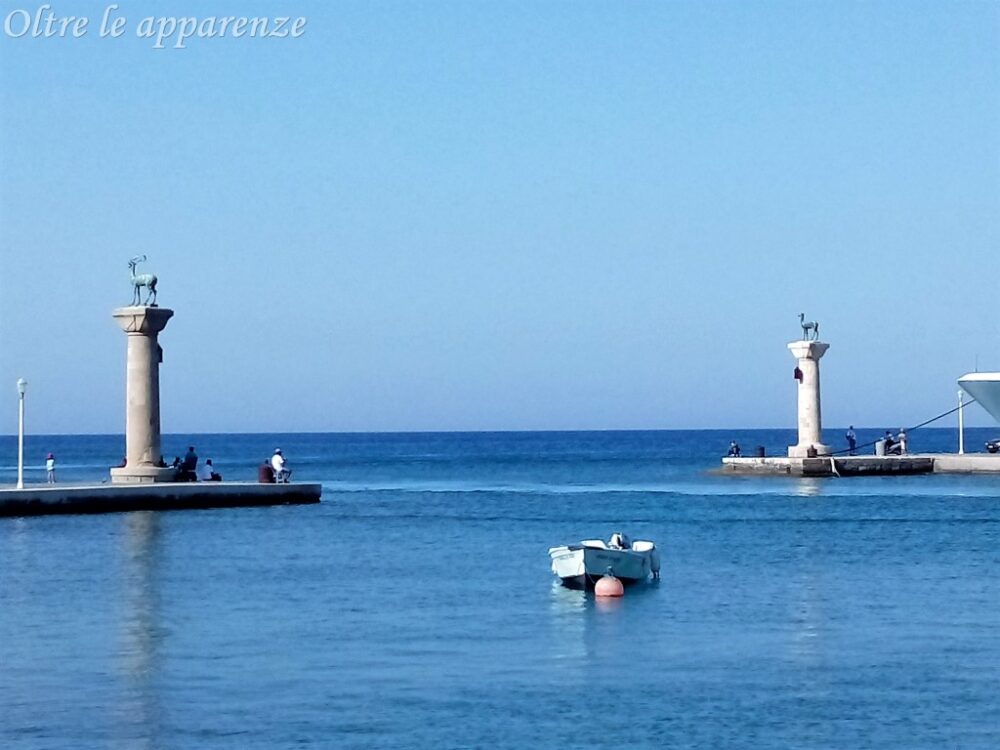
[16,378,27,489]
[958,389,965,455]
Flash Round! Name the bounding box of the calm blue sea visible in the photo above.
[2,428,999,749]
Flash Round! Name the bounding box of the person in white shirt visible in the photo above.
[198,458,222,481]
[271,449,291,483]
[46,453,56,483]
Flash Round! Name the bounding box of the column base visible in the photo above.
[110,466,178,484]
[788,443,831,458]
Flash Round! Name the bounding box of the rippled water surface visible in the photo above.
[2,429,999,748]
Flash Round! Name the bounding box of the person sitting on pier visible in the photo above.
[198,458,222,481]
[884,431,900,455]
[727,441,742,457]
[271,448,291,483]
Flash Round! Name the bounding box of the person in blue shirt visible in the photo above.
[180,446,198,481]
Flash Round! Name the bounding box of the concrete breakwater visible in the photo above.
[0,482,321,518]
[721,454,1000,477]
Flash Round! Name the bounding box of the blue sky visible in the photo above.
[1,1,998,433]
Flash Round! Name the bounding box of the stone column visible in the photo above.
[788,340,830,458]
[110,306,175,483]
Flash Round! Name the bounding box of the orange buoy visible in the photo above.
[594,574,624,597]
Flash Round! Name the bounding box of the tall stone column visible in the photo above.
[788,340,830,458]
[110,306,175,483]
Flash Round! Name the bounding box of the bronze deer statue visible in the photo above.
[129,255,158,306]
[798,313,819,341]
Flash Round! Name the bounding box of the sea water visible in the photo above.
[1,429,998,749]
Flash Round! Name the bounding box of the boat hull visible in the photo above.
[549,542,659,588]
[959,373,1000,424]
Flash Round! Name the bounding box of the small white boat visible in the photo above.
[548,532,660,589]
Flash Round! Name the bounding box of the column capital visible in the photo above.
[112,306,174,335]
[787,340,829,361]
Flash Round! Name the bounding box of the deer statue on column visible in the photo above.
[798,313,819,341]
[129,255,158,306]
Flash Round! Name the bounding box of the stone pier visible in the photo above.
[110,306,175,483]
[788,339,830,457]
[0,482,322,517]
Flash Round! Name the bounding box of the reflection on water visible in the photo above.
[788,573,824,664]
[594,593,626,614]
[2,518,31,587]
[548,582,588,669]
[794,477,824,497]
[548,578,658,678]
[549,581,587,616]
[115,512,163,749]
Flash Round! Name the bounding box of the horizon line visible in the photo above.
[0,425,983,439]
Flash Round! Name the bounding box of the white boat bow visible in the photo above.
[959,372,1000,424]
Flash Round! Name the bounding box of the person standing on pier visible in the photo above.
[846,426,857,455]
[897,428,908,455]
[45,453,56,483]
[181,446,198,482]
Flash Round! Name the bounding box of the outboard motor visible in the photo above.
[609,532,631,550]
